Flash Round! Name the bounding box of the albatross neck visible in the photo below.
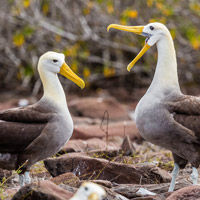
[39,69,68,109]
[147,35,181,95]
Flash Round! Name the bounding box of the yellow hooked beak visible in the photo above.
[107,24,144,35]
[88,193,99,200]
[107,24,151,71]
[59,62,85,89]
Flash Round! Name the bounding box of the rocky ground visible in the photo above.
[0,90,200,200]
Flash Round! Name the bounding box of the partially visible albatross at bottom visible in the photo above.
[70,182,106,200]
[108,22,200,191]
[0,51,85,186]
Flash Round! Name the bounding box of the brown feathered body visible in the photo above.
[0,98,73,172]
[136,89,200,169]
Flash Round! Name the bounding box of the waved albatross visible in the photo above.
[108,22,200,191]
[70,182,106,200]
[0,51,85,186]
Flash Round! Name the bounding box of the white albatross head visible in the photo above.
[107,22,172,71]
[70,182,106,200]
[38,51,85,89]
[142,22,171,46]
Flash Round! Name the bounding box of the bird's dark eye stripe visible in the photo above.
[150,26,154,30]
[53,59,58,63]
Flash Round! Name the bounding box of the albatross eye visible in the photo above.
[150,26,154,31]
[52,59,58,63]
[84,186,88,191]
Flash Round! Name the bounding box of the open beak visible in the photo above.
[107,24,151,71]
[59,62,85,89]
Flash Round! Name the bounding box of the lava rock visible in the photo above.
[121,136,135,156]
[44,153,170,184]
[166,185,200,200]
[69,97,130,121]
[0,168,12,183]
[72,121,141,141]
[12,180,73,200]
[51,172,80,188]
[112,179,190,199]
[59,138,119,154]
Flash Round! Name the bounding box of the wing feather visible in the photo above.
[0,120,46,153]
[0,104,53,123]
[168,95,200,138]
[167,95,200,115]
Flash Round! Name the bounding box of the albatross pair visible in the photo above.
[0,22,199,193]
[108,22,200,191]
[0,52,85,186]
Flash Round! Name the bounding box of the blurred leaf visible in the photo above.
[79,51,90,59]
[83,67,91,78]
[71,61,78,73]
[170,29,176,39]
[83,8,90,15]
[163,8,173,16]
[11,5,21,16]
[97,0,104,3]
[103,66,115,78]
[155,2,164,10]
[64,44,79,57]
[2,177,6,184]
[17,71,22,80]
[149,17,166,24]
[83,1,94,15]
[147,0,154,7]
[55,34,61,42]
[190,36,200,50]
[23,0,30,8]
[155,2,173,16]
[22,26,34,37]
[24,65,34,76]
[189,1,200,16]
[19,64,34,77]
[122,9,138,19]
[8,0,15,4]
[149,18,157,23]
[127,10,138,18]
[13,33,25,47]
[42,2,49,15]
[120,18,127,25]
[184,25,197,39]
[107,2,114,14]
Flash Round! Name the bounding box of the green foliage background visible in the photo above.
[0,0,200,94]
